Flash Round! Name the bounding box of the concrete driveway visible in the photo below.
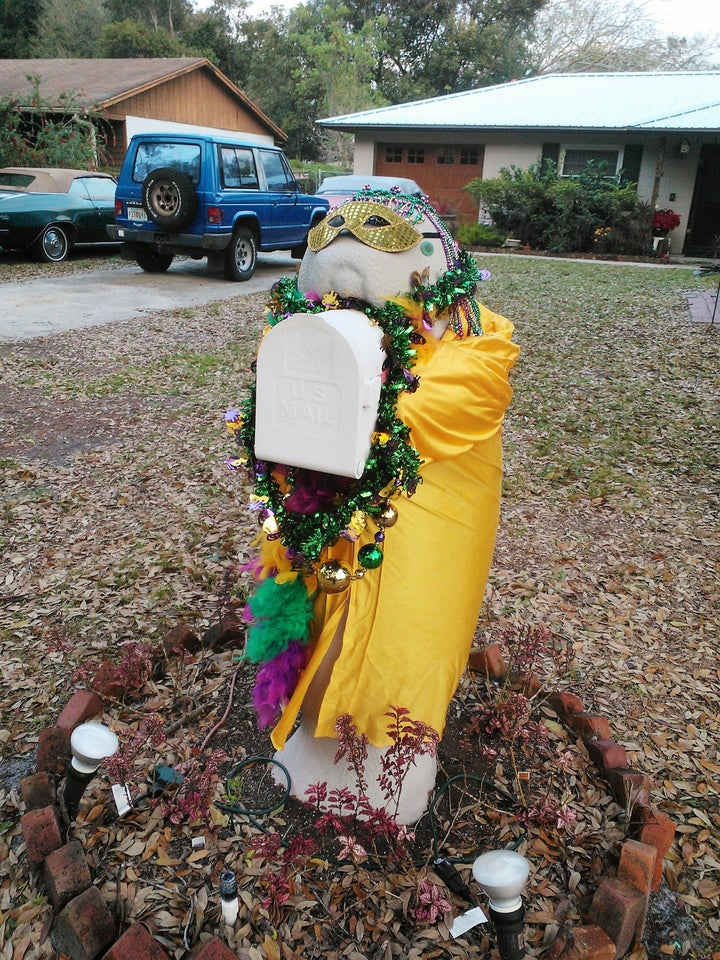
[0,251,297,342]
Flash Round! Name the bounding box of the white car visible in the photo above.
[317,174,424,207]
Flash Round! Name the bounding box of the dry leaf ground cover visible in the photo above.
[0,256,718,960]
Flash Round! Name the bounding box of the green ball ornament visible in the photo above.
[358,543,384,569]
[317,560,353,594]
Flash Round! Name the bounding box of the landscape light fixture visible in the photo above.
[472,849,530,960]
[63,722,119,821]
[219,869,239,925]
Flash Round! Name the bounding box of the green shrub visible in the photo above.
[464,159,652,254]
[0,77,108,169]
[456,223,507,247]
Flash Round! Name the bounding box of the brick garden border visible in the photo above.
[468,642,676,959]
[17,631,675,960]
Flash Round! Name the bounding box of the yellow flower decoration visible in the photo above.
[345,510,368,539]
[322,291,340,309]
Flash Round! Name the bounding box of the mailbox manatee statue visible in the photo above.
[229,189,519,823]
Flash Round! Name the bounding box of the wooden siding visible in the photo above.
[103,67,274,166]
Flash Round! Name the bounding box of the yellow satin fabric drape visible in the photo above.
[271,303,519,749]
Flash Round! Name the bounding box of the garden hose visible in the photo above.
[214,755,292,834]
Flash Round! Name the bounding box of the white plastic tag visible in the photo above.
[111,783,132,817]
[449,906,488,938]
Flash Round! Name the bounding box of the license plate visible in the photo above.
[128,207,147,222]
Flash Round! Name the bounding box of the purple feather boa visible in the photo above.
[252,641,306,727]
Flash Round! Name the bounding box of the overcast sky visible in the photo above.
[653,0,717,36]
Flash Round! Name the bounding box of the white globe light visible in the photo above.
[472,849,530,913]
[70,723,119,775]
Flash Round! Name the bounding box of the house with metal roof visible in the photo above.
[0,58,285,168]
[320,72,720,255]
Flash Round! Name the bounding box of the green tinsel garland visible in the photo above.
[237,276,424,563]
[421,251,484,337]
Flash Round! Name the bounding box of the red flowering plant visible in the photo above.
[652,208,681,232]
[409,877,452,925]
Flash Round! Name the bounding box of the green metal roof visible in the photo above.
[321,72,720,133]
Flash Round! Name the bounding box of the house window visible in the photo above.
[407,147,425,164]
[460,147,479,165]
[385,145,403,163]
[560,146,622,177]
[437,150,455,164]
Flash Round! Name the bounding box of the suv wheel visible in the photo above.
[134,248,174,273]
[223,227,257,281]
[142,168,197,231]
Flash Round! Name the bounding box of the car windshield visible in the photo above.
[132,143,202,184]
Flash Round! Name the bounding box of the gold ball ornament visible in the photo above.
[317,560,354,594]
[377,503,399,528]
[262,515,279,536]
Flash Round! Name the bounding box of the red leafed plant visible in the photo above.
[302,707,438,867]
[162,749,226,825]
[652,208,681,232]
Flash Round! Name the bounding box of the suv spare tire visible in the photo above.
[142,168,197,231]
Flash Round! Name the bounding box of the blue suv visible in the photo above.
[109,133,329,280]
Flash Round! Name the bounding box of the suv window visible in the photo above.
[219,146,259,189]
[132,143,202,184]
[259,150,296,193]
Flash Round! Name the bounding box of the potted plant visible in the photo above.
[593,226,611,252]
[652,208,681,236]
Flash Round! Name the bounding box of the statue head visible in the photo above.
[298,190,461,308]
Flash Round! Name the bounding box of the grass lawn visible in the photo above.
[0,257,718,959]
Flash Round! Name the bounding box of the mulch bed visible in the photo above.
[0,259,718,959]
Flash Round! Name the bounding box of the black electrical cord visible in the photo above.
[214,755,292,833]
[427,772,522,864]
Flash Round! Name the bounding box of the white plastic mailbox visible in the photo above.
[254,309,385,479]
